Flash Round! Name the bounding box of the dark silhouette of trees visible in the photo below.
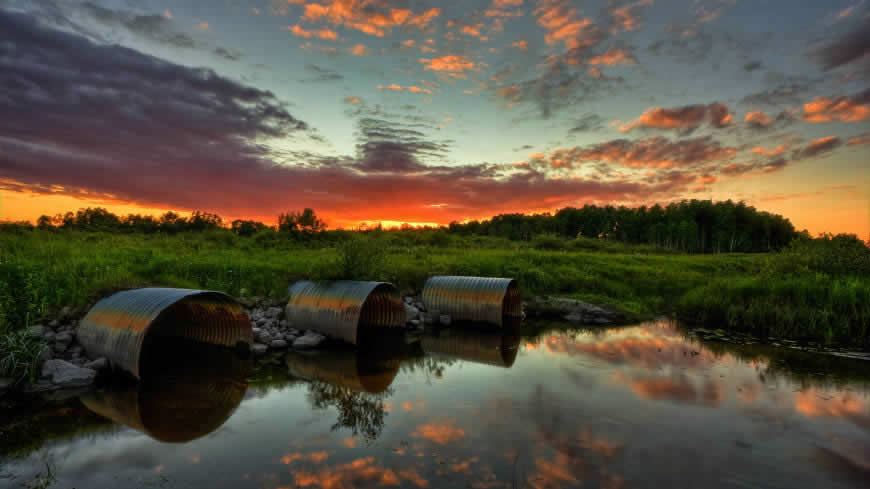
[278,208,327,235]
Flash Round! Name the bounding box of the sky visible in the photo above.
[0,0,868,235]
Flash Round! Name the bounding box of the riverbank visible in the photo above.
[1,230,868,388]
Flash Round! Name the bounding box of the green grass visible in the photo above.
[0,229,867,348]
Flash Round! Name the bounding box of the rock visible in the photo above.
[256,317,269,327]
[270,339,289,349]
[404,296,414,304]
[41,359,96,388]
[55,332,73,345]
[439,314,452,326]
[285,334,298,343]
[254,329,272,344]
[0,377,14,395]
[27,325,48,337]
[404,304,420,321]
[49,319,60,328]
[252,343,268,355]
[423,312,437,325]
[526,296,626,325]
[279,320,288,328]
[54,342,68,353]
[288,328,301,336]
[409,319,421,326]
[84,357,108,370]
[293,332,326,350]
[59,306,72,319]
[43,331,56,342]
[252,327,262,337]
[414,302,426,312]
[266,307,283,319]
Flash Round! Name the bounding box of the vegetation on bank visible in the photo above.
[1,205,868,381]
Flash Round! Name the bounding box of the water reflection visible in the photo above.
[81,338,251,443]
[421,322,521,368]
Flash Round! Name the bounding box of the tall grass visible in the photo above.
[1,229,867,347]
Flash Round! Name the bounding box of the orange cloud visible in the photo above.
[493,0,524,6]
[350,43,369,55]
[588,48,636,65]
[198,22,209,30]
[744,110,773,128]
[291,457,427,489]
[534,1,597,50]
[376,84,432,94]
[610,0,653,33]
[289,25,339,40]
[527,455,580,489]
[281,451,330,464]
[461,24,485,38]
[343,96,361,104]
[848,132,870,145]
[342,438,357,448]
[795,389,869,424]
[803,92,870,122]
[419,55,475,72]
[751,145,786,156]
[621,103,732,132]
[303,1,440,37]
[796,135,842,159]
[511,39,529,49]
[410,420,465,444]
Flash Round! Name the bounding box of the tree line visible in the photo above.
[3,200,856,253]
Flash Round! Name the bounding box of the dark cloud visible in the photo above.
[621,103,732,133]
[80,1,196,49]
[743,61,762,72]
[648,25,713,64]
[213,47,242,61]
[570,113,605,133]
[535,136,736,170]
[794,136,843,159]
[813,17,870,71]
[0,8,732,224]
[740,83,810,107]
[302,64,345,83]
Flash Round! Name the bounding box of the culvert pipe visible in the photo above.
[422,276,522,327]
[285,281,406,345]
[77,288,253,379]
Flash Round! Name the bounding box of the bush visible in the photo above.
[336,237,387,281]
[532,234,566,250]
[0,329,47,382]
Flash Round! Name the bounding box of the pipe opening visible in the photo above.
[502,280,523,318]
[358,284,405,335]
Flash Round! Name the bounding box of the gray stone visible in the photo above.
[288,328,301,336]
[409,319,421,327]
[255,329,272,344]
[54,342,68,353]
[526,296,626,325]
[41,359,96,388]
[252,327,262,336]
[439,314,452,326]
[256,316,269,326]
[84,357,108,370]
[59,306,72,319]
[266,307,283,319]
[55,332,73,345]
[293,332,326,350]
[414,302,426,312]
[43,331,55,342]
[252,343,268,355]
[285,334,298,343]
[49,319,60,328]
[404,304,420,321]
[0,377,14,395]
[404,296,414,304]
[270,339,289,349]
[279,320,288,328]
[423,312,437,325]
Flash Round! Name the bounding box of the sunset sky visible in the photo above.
[0,0,868,235]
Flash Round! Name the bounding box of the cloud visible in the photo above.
[511,39,528,49]
[344,96,362,104]
[376,84,432,94]
[350,43,370,55]
[80,1,196,48]
[570,113,605,132]
[410,421,465,445]
[743,61,762,72]
[538,136,736,169]
[848,132,870,145]
[744,110,773,128]
[588,47,637,65]
[198,22,209,30]
[293,457,429,489]
[794,136,843,159]
[621,103,732,132]
[609,0,653,33]
[302,64,344,82]
[289,24,339,40]
[751,145,786,156]
[302,1,441,37]
[812,17,870,71]
[0,9,726,226]
[534,0,600,51]
[802,90,870,122]
[419,55,475,72]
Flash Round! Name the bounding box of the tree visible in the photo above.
[278,208,326,235]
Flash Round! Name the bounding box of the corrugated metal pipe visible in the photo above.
[422,276,522,327]
[77,288,253,379]
[285,281,406,345]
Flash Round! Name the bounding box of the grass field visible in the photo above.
[0,228,868,381]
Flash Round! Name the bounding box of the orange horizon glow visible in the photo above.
[1,188,867,239]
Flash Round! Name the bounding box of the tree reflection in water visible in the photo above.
[306,380,392,442]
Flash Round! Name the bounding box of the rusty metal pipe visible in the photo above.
[77,288,253,379]
[422,276,522,327]
[285,281,406,345]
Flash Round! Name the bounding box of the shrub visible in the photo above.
[532,234,566,250]
[336,237,387,281]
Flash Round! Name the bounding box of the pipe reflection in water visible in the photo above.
[421,319,522,368]
[81,337,252,443]
[287,337,416,442]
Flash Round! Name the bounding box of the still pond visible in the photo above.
[1,319,869,489]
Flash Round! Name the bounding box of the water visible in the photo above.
[2,319,869,489]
